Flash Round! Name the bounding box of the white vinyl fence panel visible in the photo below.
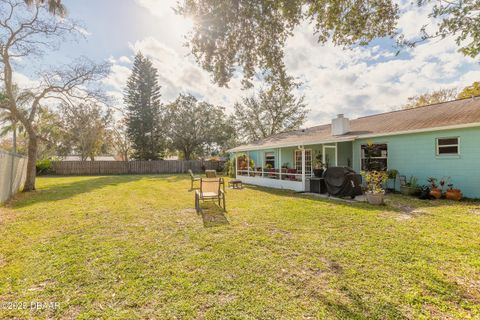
[0,150,27,204]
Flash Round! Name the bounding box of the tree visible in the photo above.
[165,94,233,160]
[0,109,23,153]
[178,0,398,88]
[24,0,66,16]
[124,52,165,160]
[0,0,109,191]
[58,103,112,161]
[403,88,458,109]
[179,1,480,88]
[458,81,480,99]
[233,77,308,142]
[110,119,131,161]
[414,0,480,58]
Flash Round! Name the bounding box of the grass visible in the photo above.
[0,175,479,319]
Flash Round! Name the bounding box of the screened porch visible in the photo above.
[234,141,353,191]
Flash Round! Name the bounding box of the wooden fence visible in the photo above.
[0,150,28,204]
[51,160,226,175]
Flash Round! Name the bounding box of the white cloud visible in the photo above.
[105,1,480,127]
[283,20,480,126]
[134,0,177,18]
[105,37,248,110]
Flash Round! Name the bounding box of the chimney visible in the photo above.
[331,114,350,135]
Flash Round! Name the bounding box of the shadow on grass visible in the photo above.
[243,183,468,214]
[11,175,145,209]
[197,202,229,228]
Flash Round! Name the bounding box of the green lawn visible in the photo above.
[0,175,479,319]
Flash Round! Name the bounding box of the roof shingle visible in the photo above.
[229,97,480,152]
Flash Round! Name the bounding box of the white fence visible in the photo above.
[0,150,27,204]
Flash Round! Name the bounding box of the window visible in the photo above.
[361,144,388,171]
[295,149,312,174]
[437,137,459,155]
[265,152,275,167]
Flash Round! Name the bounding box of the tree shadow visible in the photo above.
[10,175,144,209]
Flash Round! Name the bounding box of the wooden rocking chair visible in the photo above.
[195,178,226,213]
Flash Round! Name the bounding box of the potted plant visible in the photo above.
[361,170,389,205]
[428,177,442,199]
[386,169,399,192]
[400,176,419,196]
[445,183,463,201]
[312,154,324,177]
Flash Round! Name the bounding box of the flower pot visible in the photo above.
[366,192,385,205]
[313,168,324,178]
[430,188,442,199]
[445,189,462,201]
[400,185,418,196]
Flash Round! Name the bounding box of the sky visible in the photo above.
[13,0,480,126]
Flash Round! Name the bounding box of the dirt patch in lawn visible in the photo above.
[468,207,480,215]
[381,203,429,221]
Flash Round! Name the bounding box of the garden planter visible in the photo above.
[400,185,418,196]
[366,192,385,205]
[445,189,462,201]
[430,188,442,199]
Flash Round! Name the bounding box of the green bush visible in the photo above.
[36,159,53,175]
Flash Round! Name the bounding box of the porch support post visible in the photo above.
[322,145,326,167]
[335,142,338,166]
[278,148,282,180]
[247,151,250,176]
[261,151,264,177]
[235,152,238,178]
[301,147,306,191]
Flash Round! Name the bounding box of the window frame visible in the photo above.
[436,137,460,156]
[360,143,388,171]
[264,151,275,168]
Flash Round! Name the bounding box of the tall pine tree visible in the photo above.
[124,52,164,160]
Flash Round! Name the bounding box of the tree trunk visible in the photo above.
[23,134,38,192]
[184,150,191,161]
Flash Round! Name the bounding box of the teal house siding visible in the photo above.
[337,141,353,167]
[352,127,480,198]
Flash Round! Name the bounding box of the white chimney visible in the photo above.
[331,114,350,135]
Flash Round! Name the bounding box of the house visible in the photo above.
[228,97,480,198]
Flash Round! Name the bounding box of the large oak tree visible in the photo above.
[165,94,233,160]
[179,1,480,88]
[0,0,109,191]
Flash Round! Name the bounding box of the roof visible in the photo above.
[229,97,480,152]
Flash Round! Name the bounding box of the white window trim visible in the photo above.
[436,137,460,156]
[295,149,312,174]
[264,151,275,167]
[360,143,388,171]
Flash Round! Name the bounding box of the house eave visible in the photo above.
[355,122,480,140]
[227,137,356,153]
[228,122,480,153]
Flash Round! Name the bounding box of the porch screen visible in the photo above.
[295,149,312,174]
[361,144,388,171]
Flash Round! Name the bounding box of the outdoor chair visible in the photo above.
[195,178,226,213]
[286,168,298,181]
[188,169,200,190]
[205,169,217,178]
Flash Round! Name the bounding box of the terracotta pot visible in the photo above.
[445,189,462,201]
[366,192,385,205]
[430,188,442,199]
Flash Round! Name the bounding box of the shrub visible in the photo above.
[361,170,388,194]
[36,159,53,175]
